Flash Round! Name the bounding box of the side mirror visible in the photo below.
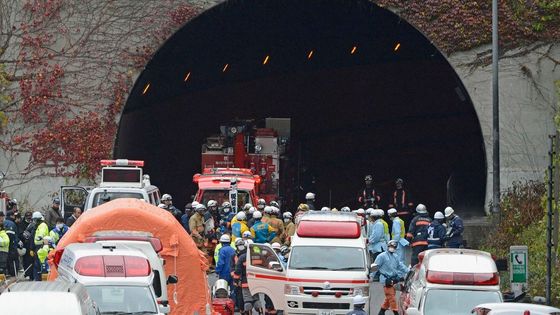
[269,261,283,272]
[158,304,170,314]
[167,275,178,284]
[370,264,378,272]
[406,307,421,315]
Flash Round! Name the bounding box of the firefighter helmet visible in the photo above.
[416,204,427,214]
[305,192,315,200]
[320,207,330,212]
[364,175,373,181]
[387,208,398,216]
[236,211,247,221]
[219,234,231,243]
[283,212,293,219]
[269,200,279,208]
[248,206,256,214]
[32,211,44,220]
[253,211,262,219]
[264,206,273,214]
[243,203,252,211]
[161,194,172,201]
[340,206,351,212]
[434,211,445,220]
[444,207,454,217]
[207,200,218,208]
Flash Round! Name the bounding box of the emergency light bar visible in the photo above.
[100,159,145,167]
[426,271,499,286]
[296,220,361,238]
[74,255,150,277]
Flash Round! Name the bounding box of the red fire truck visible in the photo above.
[192,118,290,211]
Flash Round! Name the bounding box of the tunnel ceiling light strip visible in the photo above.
[184,72,191,82]
[350,46,357,54]
[263,55,270,65]
[394,43,401,52]
[142,83,150,95]
[222,63,229,72]
[307,50,314,60]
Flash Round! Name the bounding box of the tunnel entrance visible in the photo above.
[116,0,486,216]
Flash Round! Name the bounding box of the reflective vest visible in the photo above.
[34,222,49,248]
[0,230,9,253]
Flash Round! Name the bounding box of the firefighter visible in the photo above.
[406,204,431,266]
[159,194,182,222]
[256,198,266,212]
[427,211,446,249]
[444,207,464,248]
[358,175,380,208]
[294,203,309,224]
[262,206,273,224]
[373,240,409,315]
[391,178,409,211]
[189,205,206,252]
[305,192,316,210]
[247,206,256,228]
[387,208,407,264]
[283,212,295,246]
[232,238,263,314]
[268,206,285,244]
[231,211,250,242]
[250,211,276,244]
[32,211,49,281]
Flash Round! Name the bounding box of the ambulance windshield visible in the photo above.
[92,192,144,207]
[289,246,366,271]
[85,285,157,314]
[201,190,251,208]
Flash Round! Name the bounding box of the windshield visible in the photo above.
[288,246,366,271]
[201,189,251,209]
[86,285,157,314]
[423,289,502,315]
[92,192,144,207]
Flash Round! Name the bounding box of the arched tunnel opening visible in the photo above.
[115,0,487,216]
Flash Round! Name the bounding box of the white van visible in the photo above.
[56,242,165,315]
[60,159,161,218]
[399,248,503,315]
[0,281,100,315]
[247,211,370,314]
[84,230,178,313]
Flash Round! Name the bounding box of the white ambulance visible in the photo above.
[60,159,161,218]
[247,211,370,315]
[399,248,503,315]
[55,242,165,315]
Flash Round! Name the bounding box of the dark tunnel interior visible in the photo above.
[115,0,487,216]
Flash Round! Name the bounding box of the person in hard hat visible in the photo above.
[356,208,366,226]
[340,206,351,212]
[358,175,380,208]
[378,209,390,249]
[219,201,235,233]
[231,211,250,242]
[1,210,20,277]
[159,194,182,222]
[373,240,409,315]
[320,206,330,212]
[215,234,236,287]
[346,295,367,315]
[427,211,446,249]
[181,203,193,233]
[232,238,263,314]
[262,205,273,224]
[305,192,316,210]
[368,209,387,271]
[256,198,266,212]
[268,207,285,244]
[388,208,408,264]
[37,235,55,275]
[242,203,253,226]
[246,206,256,228]
[44,197,61,229]
[250,211,276,244]
[444,207,464,248]
[242,230,253,242]
[390,178,413,222]
[406,204,432,266]
[189,204,206,251]
[294,203,309,224]
[0,221,10,276]
[282,212,295,246]
[32,211,49,281]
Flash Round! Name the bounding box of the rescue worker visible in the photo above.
[181,203,193,233]
[189,204,206,252]
[256,198,266,212]
[427,211,446,249]
[32,211,49,281]
[444,207,464,248]
[294,203,309,224]
[37,235,55,275]
[356,208,366,227]
[231,211,250,242]
[378,209,390,249]
[373,240,409,315]
[0,223,10,276]
[305,192,316,210]
[242,203,254,226]
[391,178,410,212]
[219,201,235,233]
[358,175,380,208]
[204,200,219,264]
[262,206,273,224]
[269,206,285,244]
[20,211,34,279]
[49,217,69,245]
[250,211,276,244]
[242,230,253,243]
[65,207,82,227]
[368,209,387,268]
[44,197,61,229]
[346,295,367,315]
[159,194,182,222]
[387,208,407,264]
[406,204,431,266]
[1,211,19,276]
[247,206,256,228]
[282,212,295,246]
[215,234,236,288]
[232,238,263,314]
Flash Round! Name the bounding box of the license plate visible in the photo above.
[318,311,334,315]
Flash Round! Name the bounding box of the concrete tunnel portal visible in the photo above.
[115,0,487,216]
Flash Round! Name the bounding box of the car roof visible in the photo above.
[6,281,86,293]
[0,292,83,314]
[423,249,497,273]
[474,303,560,313]
[299,211,359,222]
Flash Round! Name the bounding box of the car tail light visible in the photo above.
[100,159,144,167]
[427,271,499,286]
[297,221,361,238]
[53,248,65,267]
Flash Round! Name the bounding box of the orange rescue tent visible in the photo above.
[48,198,212,314]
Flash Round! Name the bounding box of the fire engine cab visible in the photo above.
[60,160,161,218]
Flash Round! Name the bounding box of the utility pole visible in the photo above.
[492,0,500,215]
[546,135,555,306]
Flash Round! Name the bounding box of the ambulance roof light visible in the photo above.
[74,255,150,277]
[426,271,499,286]
[100,159,144,167]
[297,220,361,238]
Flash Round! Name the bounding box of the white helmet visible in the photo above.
[320,207,330,212]
[366,208,374,215]
[257,199,266,206]
[248,206,256,214]
[222,201,231,208]
[253,211,262,219]
[32,211,44,220]
[416,204,428,214]
[283,212,293,219]
[242,231,253,238]
[271,206,280,215]
[353,294,366,306]
[219,234,231,243]
[444,207,454,218]
[378,209,385,216]
[264,206,273,214]
[271,242,281,250]
[434,211,445,220]
[387,208,397,216]
[305,192,315,200]
[236,211,247,221]
[356,208,365,215]
[340,206,351,212]
[243,203,252,211]
[191,201,200,208]
[158,204,167,209]
[161,194,172,201]
[207,200,218,208]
